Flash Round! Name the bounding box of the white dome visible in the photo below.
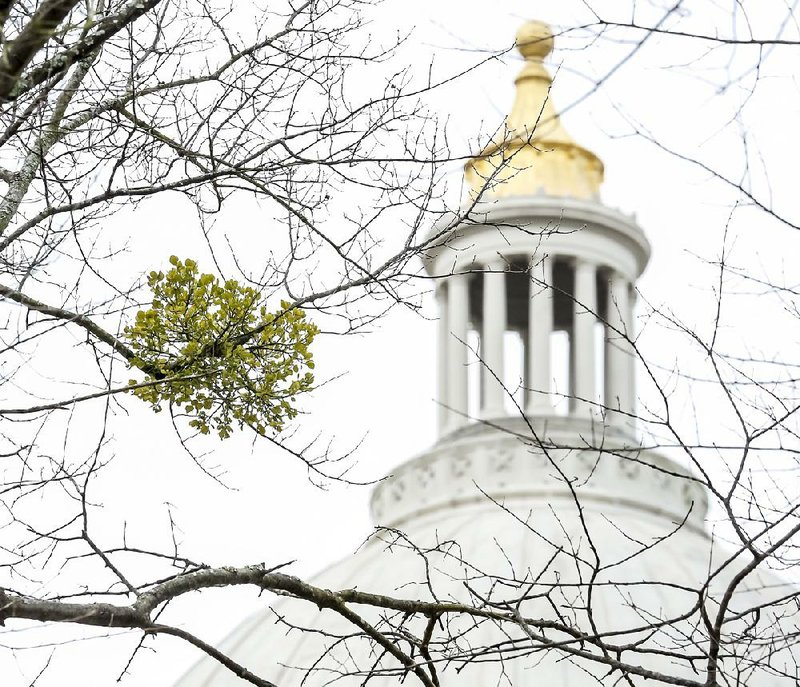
[176,20,794,685]
[176,419,792,687]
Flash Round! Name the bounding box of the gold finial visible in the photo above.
[465,20,604,200]
[515,20,554,60]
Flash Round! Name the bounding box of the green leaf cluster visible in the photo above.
[124,256,318,439]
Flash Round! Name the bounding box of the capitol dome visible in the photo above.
[176,21,793,687]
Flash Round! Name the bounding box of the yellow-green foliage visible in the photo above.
[124,256,318,439]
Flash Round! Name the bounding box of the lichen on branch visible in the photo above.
[124,256,318,439]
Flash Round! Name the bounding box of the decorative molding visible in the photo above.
[423,195,651,281]
[370,420,709,532]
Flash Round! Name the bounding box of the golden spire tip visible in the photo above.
[515,20,554,61]
[464,20,604,201]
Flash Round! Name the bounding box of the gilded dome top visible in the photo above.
[465,21,604,200]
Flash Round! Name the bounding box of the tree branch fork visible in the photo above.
[0,563,716,687]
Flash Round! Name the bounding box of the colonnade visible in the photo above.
[436,256,636,435]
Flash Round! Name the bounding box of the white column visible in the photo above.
[572,259,597,417]
[446,272,469,430]
[482,259,506,417]
[526,256,553,415]
[436,283,449,435]
[626,284,637,420]
[605,272,631,422]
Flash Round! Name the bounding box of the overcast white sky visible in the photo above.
[3,1,799,685]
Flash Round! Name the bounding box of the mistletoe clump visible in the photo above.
[124,256,318,439]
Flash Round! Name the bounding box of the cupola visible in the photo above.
[426,21,650,438]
